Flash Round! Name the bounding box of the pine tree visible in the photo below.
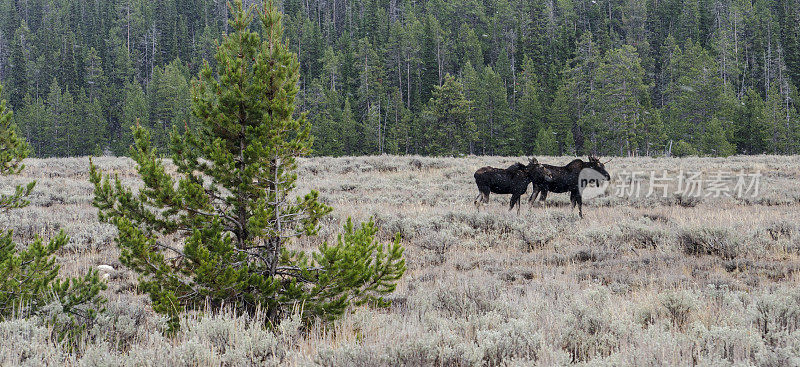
[7,21,31,108]
[147,58,190,150]
[550,83,576,155]
[0,83,32,210]
[116,80,150,155]
[340,97,360,155]
[89,0,404,333]
[533,126,558,156]
[0,82,106,346]
[421,73,475,155]
[589,45,649,156]
[732,88,768,154]
[764,83,800,154]
[664,39,735,153]
[45,79,66,157]
[84,47,105,103]
[701,117,736,156]
[474,66,515,155]
[457,23,483,69]
[561,31,599,155]
[14,95,50,157]
[516,56,544,154]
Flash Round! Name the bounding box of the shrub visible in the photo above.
[678,227,741,259]
[618,218,666,249]
[477,317,543,365]
[751,290,800,347]
[658,291,695,331]
[561,288,625,363]
[671,140,698,157]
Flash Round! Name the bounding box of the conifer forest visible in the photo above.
[1,0,798,158]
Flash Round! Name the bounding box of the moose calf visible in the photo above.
[474,158,553,213]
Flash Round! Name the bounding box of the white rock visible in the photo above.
[97,264,115,273]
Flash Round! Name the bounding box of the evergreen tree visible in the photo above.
[700,117,736,156]
[588,45,648,156]
[80,93,108,155]
[84,47,105,103]
[14,95,50,157]
[0,82,106,346]
[0,0,798,158]
[664,39,735,154]
[549,82,576,155]
[474,66,515,155]
[533,126,558,156]
[340,97,360,155]
[45,79,66,157]
[0,83,33,210]
[7,21,31,108]
[89,0,404,333]
[147,58,190,150]
[560,32,599,155]
[516,56,544,154]
[764,83,800,154]
[420,73,474,155]
[457,23,483,69]
[732,88,769,154]
[116,80,150,155]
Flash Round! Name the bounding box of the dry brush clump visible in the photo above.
[3,154,800,365]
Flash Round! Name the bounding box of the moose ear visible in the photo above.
[528,157,538,165]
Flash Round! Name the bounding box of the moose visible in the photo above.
[474,158,553,213]
[529,156,611,218]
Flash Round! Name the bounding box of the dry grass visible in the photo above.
[2,155,800,366]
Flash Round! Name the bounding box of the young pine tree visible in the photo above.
[89,0,405,333]
[0,82,106,347]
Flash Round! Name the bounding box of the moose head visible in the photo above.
[586,155,611,181]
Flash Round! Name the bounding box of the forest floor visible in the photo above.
[2,155,800,366]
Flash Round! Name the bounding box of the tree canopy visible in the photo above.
[0,0,798,156]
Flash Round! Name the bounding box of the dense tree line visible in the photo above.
[0,0,798,157]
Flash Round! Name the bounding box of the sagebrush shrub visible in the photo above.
[678,227,741,259]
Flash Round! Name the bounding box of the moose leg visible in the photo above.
[570,190,583,218]
[475,186,489,209]
[570,190,578,210]
[509,194,520,212]
[538,190,548,208]
[528,187,540,205]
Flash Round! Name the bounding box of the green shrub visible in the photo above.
[671,140,698,157]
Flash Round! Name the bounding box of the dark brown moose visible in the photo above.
[474,158,553,213]
[529,156,611,218]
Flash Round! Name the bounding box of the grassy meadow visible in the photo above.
[2,155,800,366]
